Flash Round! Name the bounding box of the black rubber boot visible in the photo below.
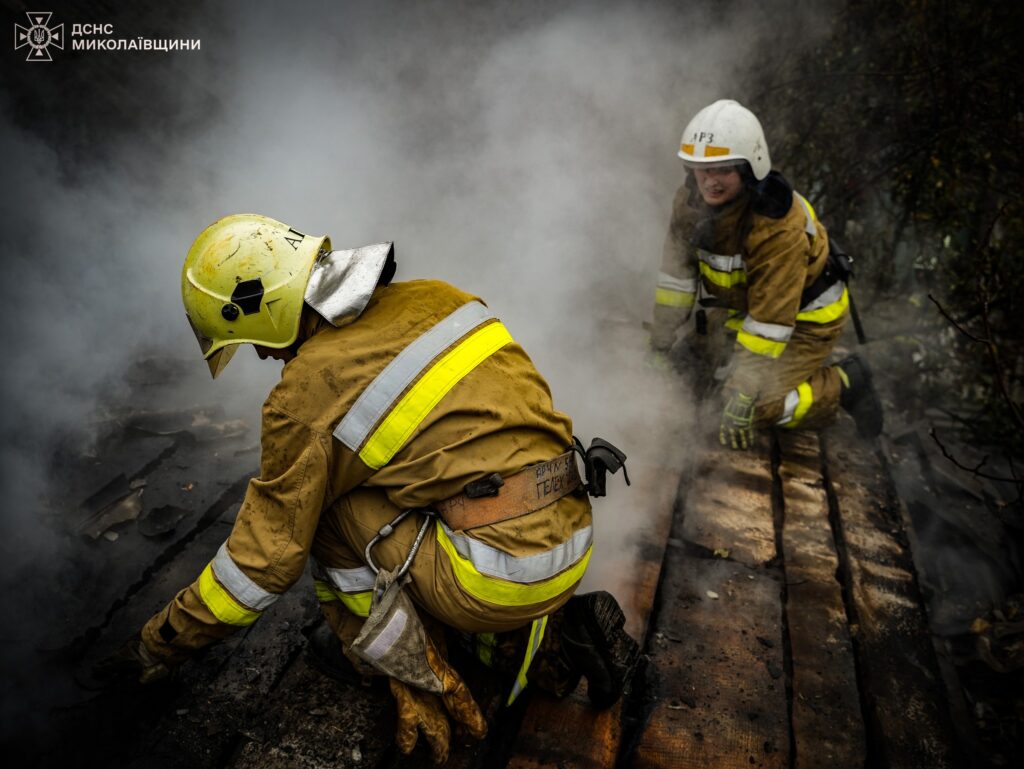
[837,354,884,438]
[559,591,640,709]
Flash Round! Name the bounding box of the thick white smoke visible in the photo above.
[0,0,839,713]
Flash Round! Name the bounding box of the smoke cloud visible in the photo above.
[0,0,838,729]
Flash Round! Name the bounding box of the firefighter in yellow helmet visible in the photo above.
[115,214,637,764]
[651,99,883,446]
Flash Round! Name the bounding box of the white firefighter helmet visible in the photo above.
[677,99,771,180]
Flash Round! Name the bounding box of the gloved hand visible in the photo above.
[388,639,487,764]
[390,678,452,764]
[719,391,756,450]
[93,635,172,685]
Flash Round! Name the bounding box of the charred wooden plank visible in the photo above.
[822,420,958,769]
[681,442,776,567]
[776,430,864,769]
[633,557,788,769]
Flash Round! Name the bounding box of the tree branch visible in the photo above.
[929,428,1023,493]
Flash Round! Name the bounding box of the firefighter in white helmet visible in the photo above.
[103,214,637,764]
[652,99,883,446]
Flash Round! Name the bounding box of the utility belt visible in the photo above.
[434,437,629,531]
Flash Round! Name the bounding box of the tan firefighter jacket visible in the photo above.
[652,182,848,396]
[142,280,591,662]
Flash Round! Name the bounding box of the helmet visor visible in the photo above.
[186,313,238,378]
[205,344,238,379]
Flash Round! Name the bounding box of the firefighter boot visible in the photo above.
[559,591,640,709]
[837,355,884,438]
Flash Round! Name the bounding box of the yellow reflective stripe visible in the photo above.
[725,315,744,332]
[314,581,338,603]
[737,329,787,358]
[339,592,372,617]
[359,322,513,469]
[680,142,694,155]
[797,286,849,324]
[313,580,371,617]
[198,563,261,627]
[704,145,731,157]
[436,522,590,607]
[786,382,814,428]
[655,287,695,308]
[507,616,549,705]
[699,261,746,288]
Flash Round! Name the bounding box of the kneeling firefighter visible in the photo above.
[651,99,883,447]
[118,214,637,763]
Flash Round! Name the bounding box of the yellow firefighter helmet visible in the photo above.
[182,213,330,378]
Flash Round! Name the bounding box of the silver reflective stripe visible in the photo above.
[211,542,279,611]
[697,249,744,272]
[800,280,845,313]
[657,271,697,293]
[440,522,592,583]
[741,316,794,342]
[796,193,816,237]
[324,564,376,593]
[333,301,494,451]
[776,388,800,425]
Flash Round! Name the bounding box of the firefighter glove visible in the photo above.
[390,678,452,764]
[720,391,756,450]
[386,638,487,763]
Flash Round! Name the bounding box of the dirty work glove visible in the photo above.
[93,635,172,685]
[719,391,756,450]
[351,568,487,760]
[386,636,487,763]
[389,679,451,764]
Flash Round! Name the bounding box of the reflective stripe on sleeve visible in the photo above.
[698,250,746,288]
[334,301,494,453]
[655,272,697,307]
[775,381,815,427]
[435,521,591,607]
[211,542,279,611]
[657,272,697,293]
[797,284,848,324]
[655,287,696,308]
[198,563,262,626]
